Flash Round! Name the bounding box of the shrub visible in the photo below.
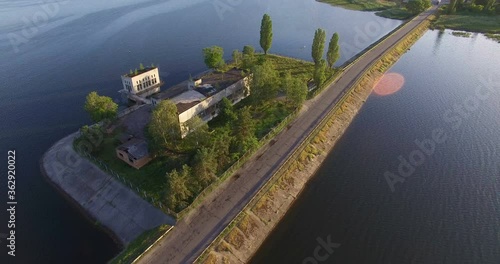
[469,4,484,12]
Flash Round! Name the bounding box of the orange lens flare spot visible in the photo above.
[373,72,405,96]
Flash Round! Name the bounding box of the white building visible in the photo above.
[120,66,162,104]
[152,68,250,137]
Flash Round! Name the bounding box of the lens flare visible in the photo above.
[373,72,405,96]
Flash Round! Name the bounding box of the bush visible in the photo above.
[406,0,431,14]
[469,4,484,12]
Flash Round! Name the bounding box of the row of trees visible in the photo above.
[448,0,498,14]
[311,28,340,88]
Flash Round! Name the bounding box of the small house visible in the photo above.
[116,138,152,169]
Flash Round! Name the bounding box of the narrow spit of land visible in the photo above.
[137,6,437,264]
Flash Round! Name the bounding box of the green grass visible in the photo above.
[451,31,472,37]
[485,33,500,43]
[91,132,188,210]
[261,54,316,82]
[110,225,171,264]
[433,12,500,33]
[317,0,397,11]
[376,7,414,20]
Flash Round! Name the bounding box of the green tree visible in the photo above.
[192,147,217,188]
[326,33,340,69]
[165,165,192,211]
[312,28,326,65]
[283,72,308,108]
[139,63,145,70]
[203,46,225,71]
[84,92,118,123]
[250,61,279,103]
[407,0,431,14]
[211,127,234,173]
[232,50,243,66]
[313,59,327,88]
[182,116,211,151]
[218,97,238,124]
[243,45,255,56]
[232,107,258,156]
[242,45,256,70]
[260,14,273,55]
[77,125,104,153]
[148,100,181,153]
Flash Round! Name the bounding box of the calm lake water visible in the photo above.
[0,0,400,263]
[250,30,500,263]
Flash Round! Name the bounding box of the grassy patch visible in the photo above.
[110,225,171,264]
[376,7,414,20]
[91,132,188,209]
[318,0,397,11]
[261,54,316,82]
[432,12,500,33]
[451,31,472,37]
[485,33,500,43]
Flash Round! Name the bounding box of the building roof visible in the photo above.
[153,68,245,102]
[170,90,206,114]
[117,138,150,160]
[124,67,157,78]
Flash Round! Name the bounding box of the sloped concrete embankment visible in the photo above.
[41,133,175,245]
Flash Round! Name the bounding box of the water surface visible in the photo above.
[0,0,400,262]
[251,30,500,264]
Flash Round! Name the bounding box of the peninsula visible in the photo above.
[41,5,441,264]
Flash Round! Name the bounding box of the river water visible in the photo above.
[0,0,401,263]
[251,30,500,263]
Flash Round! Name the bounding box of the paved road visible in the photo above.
[138,7,436,264]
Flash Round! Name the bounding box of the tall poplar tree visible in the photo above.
[260,14,273,55]
[327,33,340,69]
[312,29,326,65]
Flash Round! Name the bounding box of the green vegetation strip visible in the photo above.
[176,110,299,219]
[433,13,500,34]
[194,11,433,264]
[317,0,396,11]
[110,225,172,264]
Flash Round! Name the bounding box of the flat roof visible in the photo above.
[170,90,207,114]
[124,67,157,78]
[153,67,245,102]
